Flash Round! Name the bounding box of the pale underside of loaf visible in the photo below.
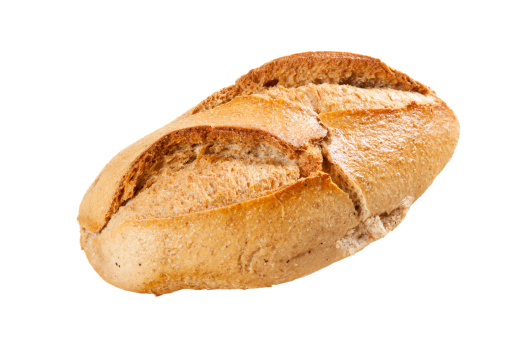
[79,52,459,295]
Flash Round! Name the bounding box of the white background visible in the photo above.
[1,1,505,337]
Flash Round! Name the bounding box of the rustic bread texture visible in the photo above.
[187,52,432,116]
[255,83,439,114]
[82,174,359,294]
[106,141,300,232]
[320,103,458,219]
[78,52,459,295]
[79,95,326,233]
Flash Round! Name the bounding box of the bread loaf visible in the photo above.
[78,52,459,295]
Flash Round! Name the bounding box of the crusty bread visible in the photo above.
[78,52,459,295]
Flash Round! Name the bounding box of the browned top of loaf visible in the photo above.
[78,52,442,234]
[320,103,458,216]
[79,95,326,233]
[188,51,432,115]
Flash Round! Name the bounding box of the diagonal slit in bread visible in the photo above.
[106,141,301,232]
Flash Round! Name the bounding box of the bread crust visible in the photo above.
[188,51,432,116]
[82,174,360,294]
[78,95,327,233]
[320,102,459,218]
[78,52,459,294]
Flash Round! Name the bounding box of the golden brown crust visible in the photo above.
[320,102,459,218]
[79,96,327,233]
[188,51,432,116]
[78,51,459,295]
[82,174,360,294]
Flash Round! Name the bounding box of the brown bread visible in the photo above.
[78,52,459,295]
